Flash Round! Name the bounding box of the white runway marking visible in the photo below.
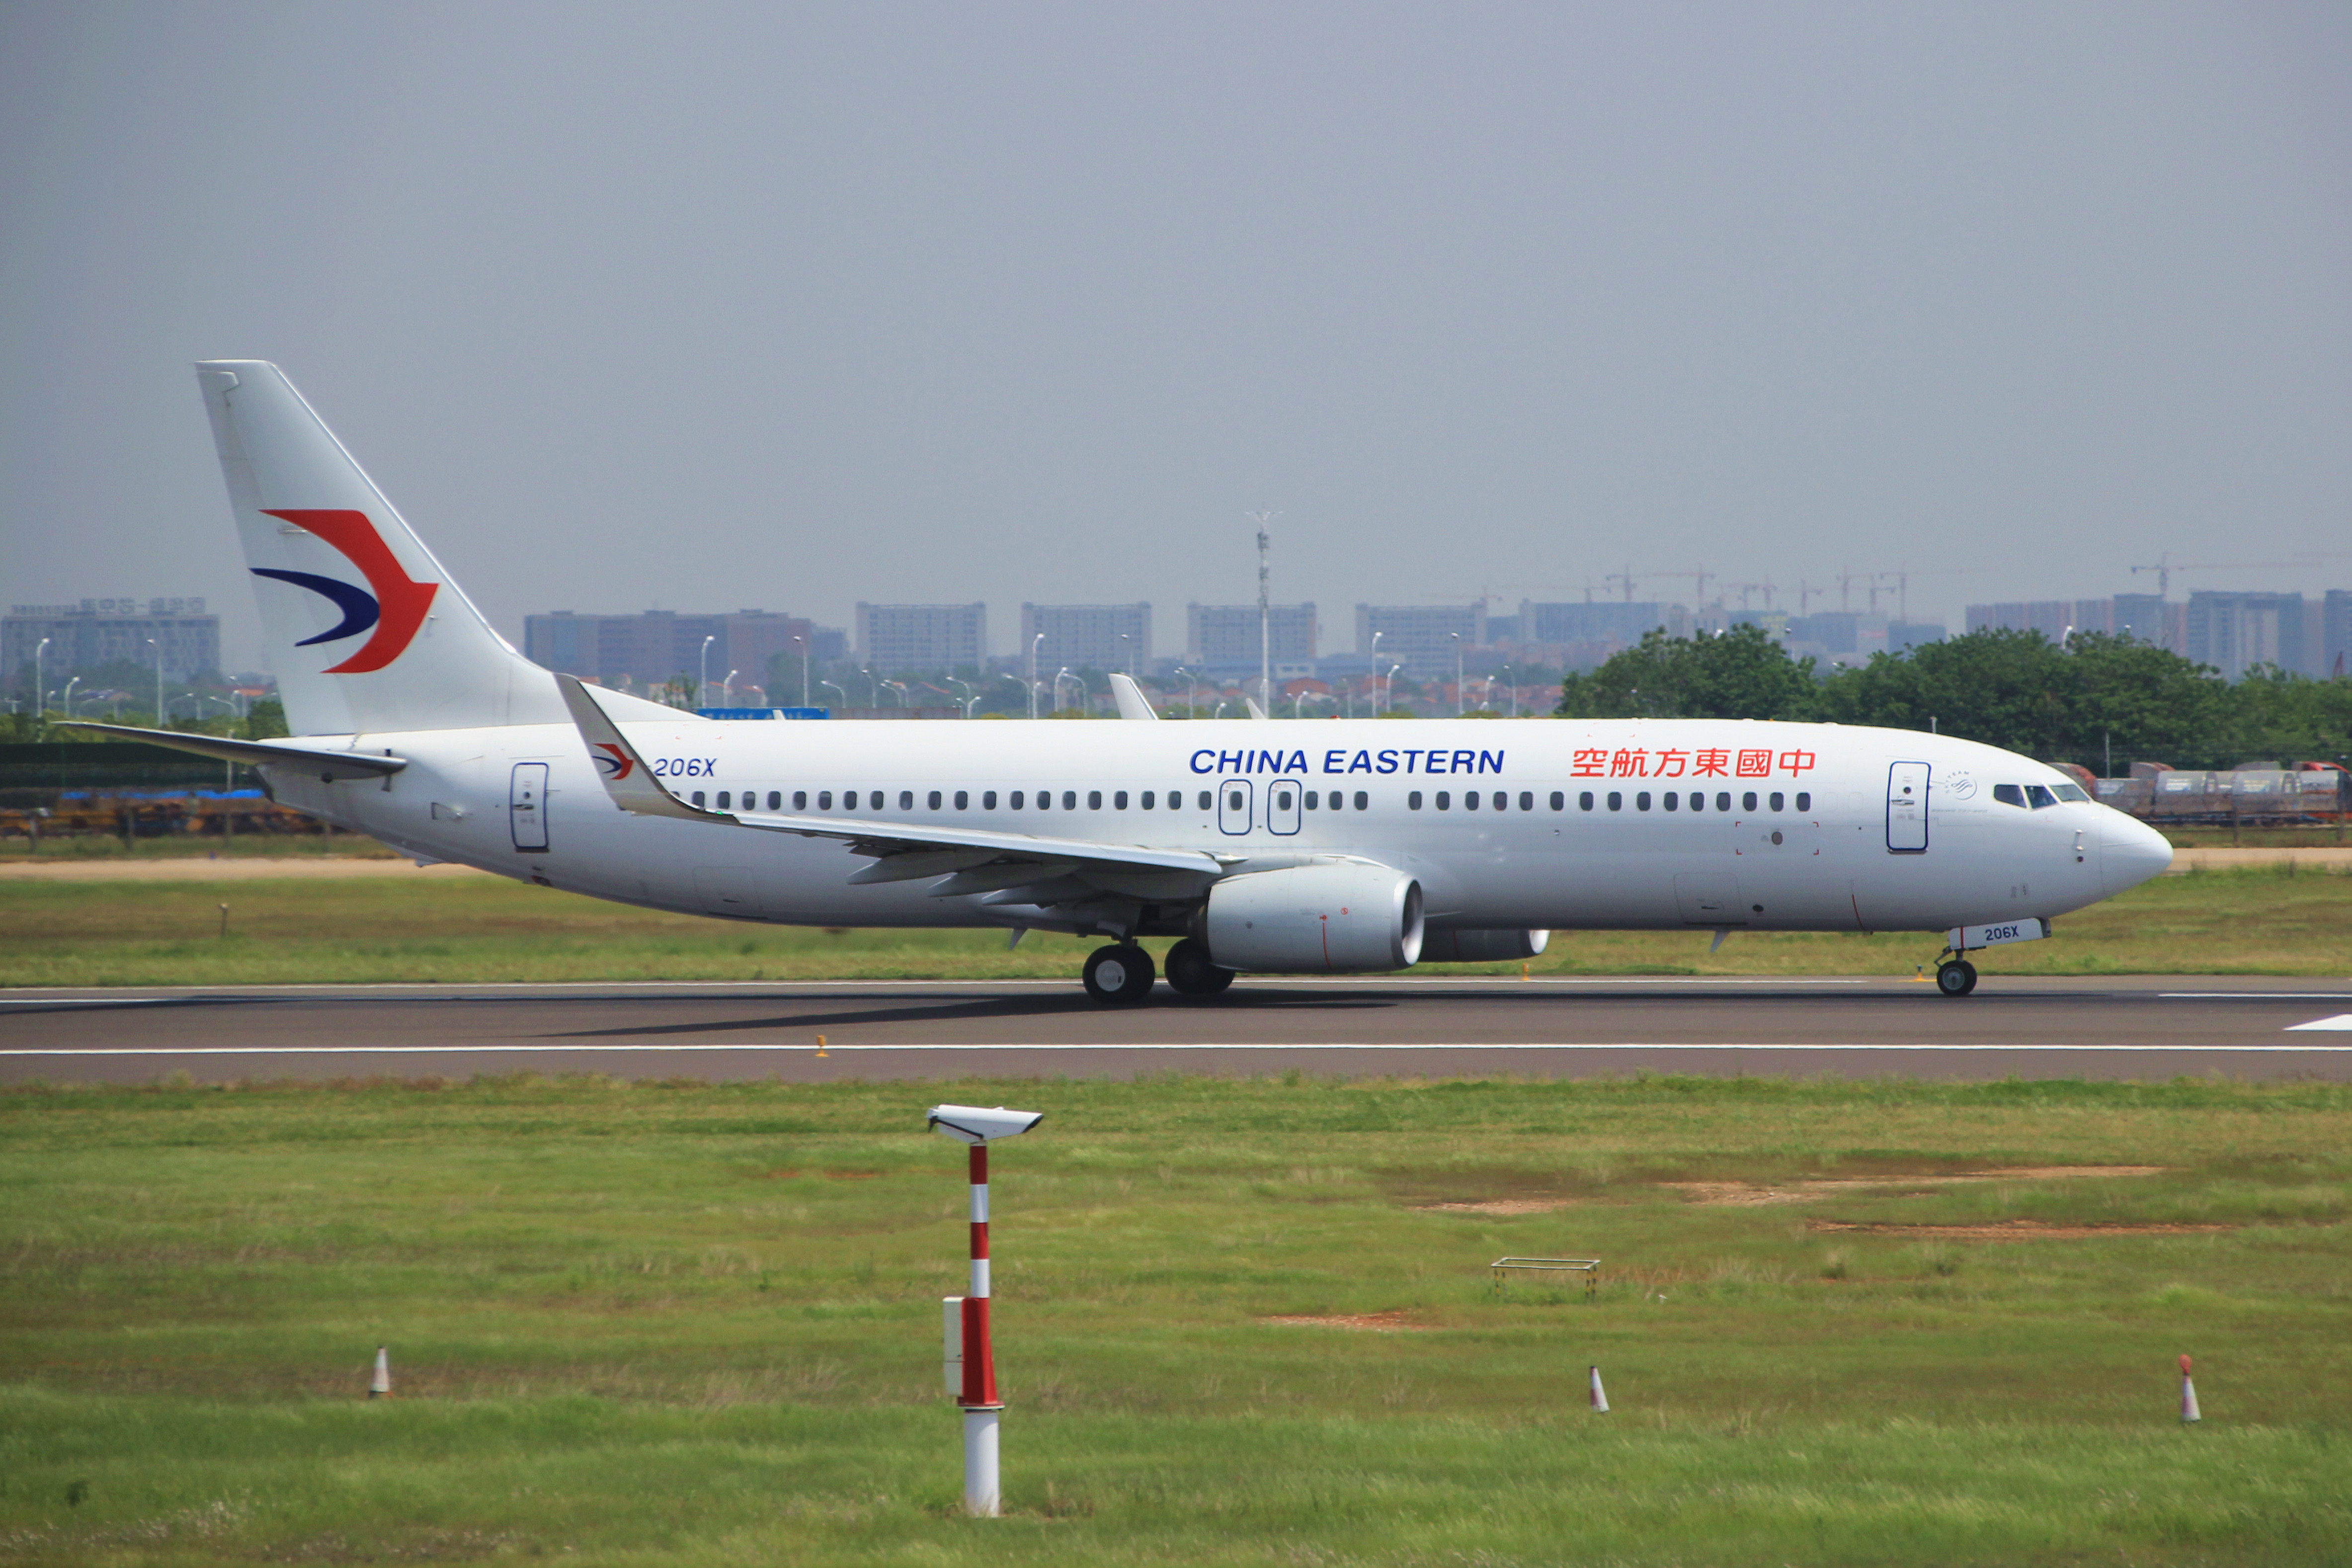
[2286,1015,2352,1032]
[7,1042,2351,1057]
[2165,993,2352,1000]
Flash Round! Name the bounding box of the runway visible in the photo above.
[3,975,2350,1083]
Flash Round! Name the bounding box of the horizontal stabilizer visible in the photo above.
[52,722,406,780]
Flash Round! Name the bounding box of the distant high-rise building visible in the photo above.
[1355,604,1486,678]
[525,609,814,694]
[1518,601,1668,648]
[4,598,221,690]
[1188,603,1317,665]
[2186,591,2308,679]
[2325,590,2352,680]
[855,602,987,673]
[1020,603,1150,674]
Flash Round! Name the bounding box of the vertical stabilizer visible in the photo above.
[198,360,568,736]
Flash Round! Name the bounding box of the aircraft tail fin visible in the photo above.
[197,360,575,736]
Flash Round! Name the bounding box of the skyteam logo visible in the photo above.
[250,508,439,674]
[591,743,636,782]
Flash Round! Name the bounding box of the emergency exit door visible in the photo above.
[1217,778,1253,835]
[1885,761,1930,853]
[510,763,550,852]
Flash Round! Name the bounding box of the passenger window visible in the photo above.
[1795,792,1810,812]
[1437,791,1452,810]
[1992,784,2025,808]
[983,791,998,809]
[1636,791,1651,811]
[1063,790,1077,810]
[793,791,807,811]
[1088,790,1102,810]
[1275,787,1294,811]
[1141,791,1155,809]
[2053,783,2088,802]
[1607,791,1622,812]
[1688,791,1704,812]
[1580,792,1594,811]
[1039,791,1053,810]
[1305,791,1319,809]
[899,790,913,810]
[2026,784,2057,809]
[870,791,885,811]
[1227,789,1244,812]
[1742,792,1758,812]
[1408,791,1423,810]
[1663,791,1678,812]
[715,791,730,809]
[928,790,942,810]
[1520,792,1534,812]
[817,791,832,810]
[955,790,968,810]
[1461,791,1475,810]
[1769,792,1784,812]
[1492,792,1506,811]
[1354,791,1368,810]
[767,791,781,811]
[1115,791,1128,810]
[1550,791,1564,811]
[1716,792,1731,813]
[691,791,706,807]
[1009,791,1024,809]
[1198,791,1212,810]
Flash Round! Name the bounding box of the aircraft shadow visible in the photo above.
[551,990,1400,1039]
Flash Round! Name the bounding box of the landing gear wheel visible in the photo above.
[1935,959,1978,997]
[1083,943,1156,1004]
[1163,937,1235,997]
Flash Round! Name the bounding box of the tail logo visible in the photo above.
[591,743,636,782]
[250,509,439,673]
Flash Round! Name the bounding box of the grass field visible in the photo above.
[2,859,2348,986]
[2,1073,2348,1565]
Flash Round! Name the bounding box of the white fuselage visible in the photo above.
[262,717,2173,940]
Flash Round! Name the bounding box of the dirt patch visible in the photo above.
[1418,1197,1574,1215]
[1260,1310,1429,1332]
[0,856,474,881]
[1806,1219,2230,1239]
[1665,1166,2168,1206]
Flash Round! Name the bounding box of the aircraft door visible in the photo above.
[510,762,550,852]
[1886,761,1930,853]
[1217,778,1253,835]
[1266,777,1302,835]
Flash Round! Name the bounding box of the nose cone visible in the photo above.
[2101,812,2174,896]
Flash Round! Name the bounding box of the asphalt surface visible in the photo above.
[4,975,2350,1082]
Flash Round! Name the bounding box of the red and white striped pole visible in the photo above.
[928,1104,1043,1519]
[961,1141,1003,1513]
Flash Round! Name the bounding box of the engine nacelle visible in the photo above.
[1202,862,1424,973]
[1419,927,1551,963]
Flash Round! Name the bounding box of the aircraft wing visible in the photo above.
[559,675,1225,895]
[51,721,407,780]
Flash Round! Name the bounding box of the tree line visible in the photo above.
[1555,624,2352,772]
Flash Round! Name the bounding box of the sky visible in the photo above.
[3,1,2349,670]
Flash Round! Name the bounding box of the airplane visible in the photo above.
[63,361,2175,1002]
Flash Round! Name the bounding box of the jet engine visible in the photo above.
[1418,927,1550,963]
[1202,862,1424,973]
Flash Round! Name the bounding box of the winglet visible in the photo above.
[558,674,730,823]
[1108,673,1159,721]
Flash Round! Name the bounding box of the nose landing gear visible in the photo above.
[1935,958,1978,996]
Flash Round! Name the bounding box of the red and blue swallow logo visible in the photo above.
[249,509,438,673]
[591,743,635,781]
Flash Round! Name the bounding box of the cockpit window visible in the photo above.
[1992,784,2026,808]
[2025,784,2058,809]
[2052,783,2089,802]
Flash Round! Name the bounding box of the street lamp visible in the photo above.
[861,668,880,706]
[698,635,716,708]
[32,636,51,722]
[722,668,739,706]
[1028,633,1046,720]
[64,676,81,721]
[885,679,910,708]
[792,633,809,709]
[1385,663,1401,716]
[1173,665,1198,717]
[1119,631,1134,678]
[928,1102,1045,1518]
[819,679,848,712]
[146,638,164,725]
[946,677,975,717]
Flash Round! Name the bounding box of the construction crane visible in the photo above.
[2128,555,2321,597]
[1644,568,1713,606]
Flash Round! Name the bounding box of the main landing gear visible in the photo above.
[1082,943,1156,1004]
[1162,937,1235,997]
[1935,957,1978,996]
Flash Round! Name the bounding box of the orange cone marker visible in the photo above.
[2180,1354,2200,1423]
[369,1346,391,1399]
[1589,1364,1609,1413]
[815,1034,828,1058]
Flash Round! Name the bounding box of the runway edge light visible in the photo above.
[1590,1365,1609,1413]
[369,1346,391,1399]
[2180,1354,2200,1423]
[926,1104,1045,1518]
